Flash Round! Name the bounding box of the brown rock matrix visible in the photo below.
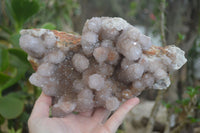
[19,17,187,117]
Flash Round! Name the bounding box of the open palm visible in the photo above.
[28,93,139,133]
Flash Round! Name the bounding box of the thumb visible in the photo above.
[30,92,52,118]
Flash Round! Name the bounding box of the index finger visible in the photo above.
[104,97,139,133]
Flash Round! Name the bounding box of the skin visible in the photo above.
[28,92,139,133]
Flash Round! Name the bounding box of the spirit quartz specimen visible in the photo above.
[19,17,187,117]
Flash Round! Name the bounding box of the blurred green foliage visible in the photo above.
[7,128,22,133]
[0,0,41,132]
[163,86,200,126]
[5,0,40,32]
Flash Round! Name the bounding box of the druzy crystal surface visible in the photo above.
[19,17,187,117]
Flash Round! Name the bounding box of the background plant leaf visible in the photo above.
[8,48,30,68]
[0,96,24,119]
[9,33,21,48]
[41,22,56,30]
[0,48,9,72]
[0,72,11,86]
[6,0,40,30]
[0,48,30,92]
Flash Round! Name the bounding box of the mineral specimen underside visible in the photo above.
[19,17,187,117]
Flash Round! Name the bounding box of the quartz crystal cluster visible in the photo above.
[19,17,187,117]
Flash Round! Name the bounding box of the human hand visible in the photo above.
[28,92,139,133]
